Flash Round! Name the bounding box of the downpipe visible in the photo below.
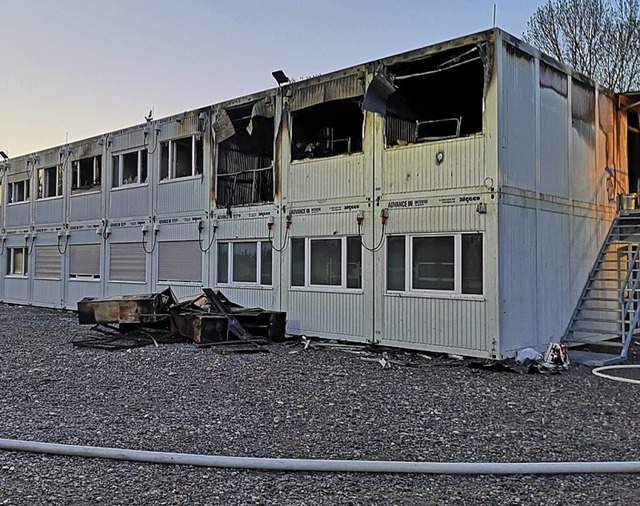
[1,438,640,474]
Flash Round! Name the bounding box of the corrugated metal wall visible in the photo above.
[497,38,617,356]
[381,136,485,194]
[288,154,365,203]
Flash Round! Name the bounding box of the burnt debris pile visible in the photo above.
[75,288,286,353]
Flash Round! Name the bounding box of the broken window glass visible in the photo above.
[217,101,274,207]
[291,99,363,160]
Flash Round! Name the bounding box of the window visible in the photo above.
[112,150,148,188]
[109,243,146,282]
[7,247,28,276]
[72,156,102,193]
[8,180,29,203]
[386,233,483,295]
[291,99,363,160]
[217,241,272,285]
[158,241,202,283]
[159,136,203,181]
[35,246,60,279]
[69,244,101,279]
[38,166,63,199]
[290,236,361,289]
[216,102,274,207]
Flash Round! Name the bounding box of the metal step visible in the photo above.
[569,350,626,367]
[562,214,640,364]
[565,339,623,349]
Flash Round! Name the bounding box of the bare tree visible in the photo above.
[524,0,640,92]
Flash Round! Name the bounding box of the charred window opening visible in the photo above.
[382,44,485,147]
[217,101,274,207]
[291,99,363,160]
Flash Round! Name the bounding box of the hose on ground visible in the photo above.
[592,365,640,385]
[1,438,640,474]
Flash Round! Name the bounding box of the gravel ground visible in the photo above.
[1,304,639,505]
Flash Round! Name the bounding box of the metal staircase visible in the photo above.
[563,213,640,366]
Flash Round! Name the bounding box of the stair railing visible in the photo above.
[622,246,640,358]
[563,219,618,341]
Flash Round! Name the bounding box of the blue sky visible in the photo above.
[1,0,546,157]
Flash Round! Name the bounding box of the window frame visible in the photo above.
[71,155,102,194]
[111,149,148,188]
[386,232,484,298]
[8,180,30,204]
[7,247,28,277]
[290,236,362,291]
[159,135,204,181]
[37,165,63,200]
[217,240,272,287]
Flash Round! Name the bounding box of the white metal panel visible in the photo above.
[498,204,537,354]
[569,214,602,306]
[35,198,63,224]
[379,296,487,353]
[70,193,102,222]
[3,278,29,304]
[500,43,536,190]
[539,87,569,198]
[66,280,102,310]
[289,154,365,203]
[569,81,596,203]
[111,128,145,152]
[381,136,485,195]
[6,203,30,227]
[32,279,62,307]
[109,186,149,219]
[156,283,201,300]
[215,286,276,310]
[157,179,207,215]
[286,291,366,339]
[535,210,571,345]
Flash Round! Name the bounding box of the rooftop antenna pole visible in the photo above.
[492,3,497,28]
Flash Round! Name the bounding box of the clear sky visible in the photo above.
[1,0,546,157]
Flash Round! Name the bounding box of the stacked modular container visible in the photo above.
[0,29,626,359]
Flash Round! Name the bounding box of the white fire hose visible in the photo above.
[1,438,639,474]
